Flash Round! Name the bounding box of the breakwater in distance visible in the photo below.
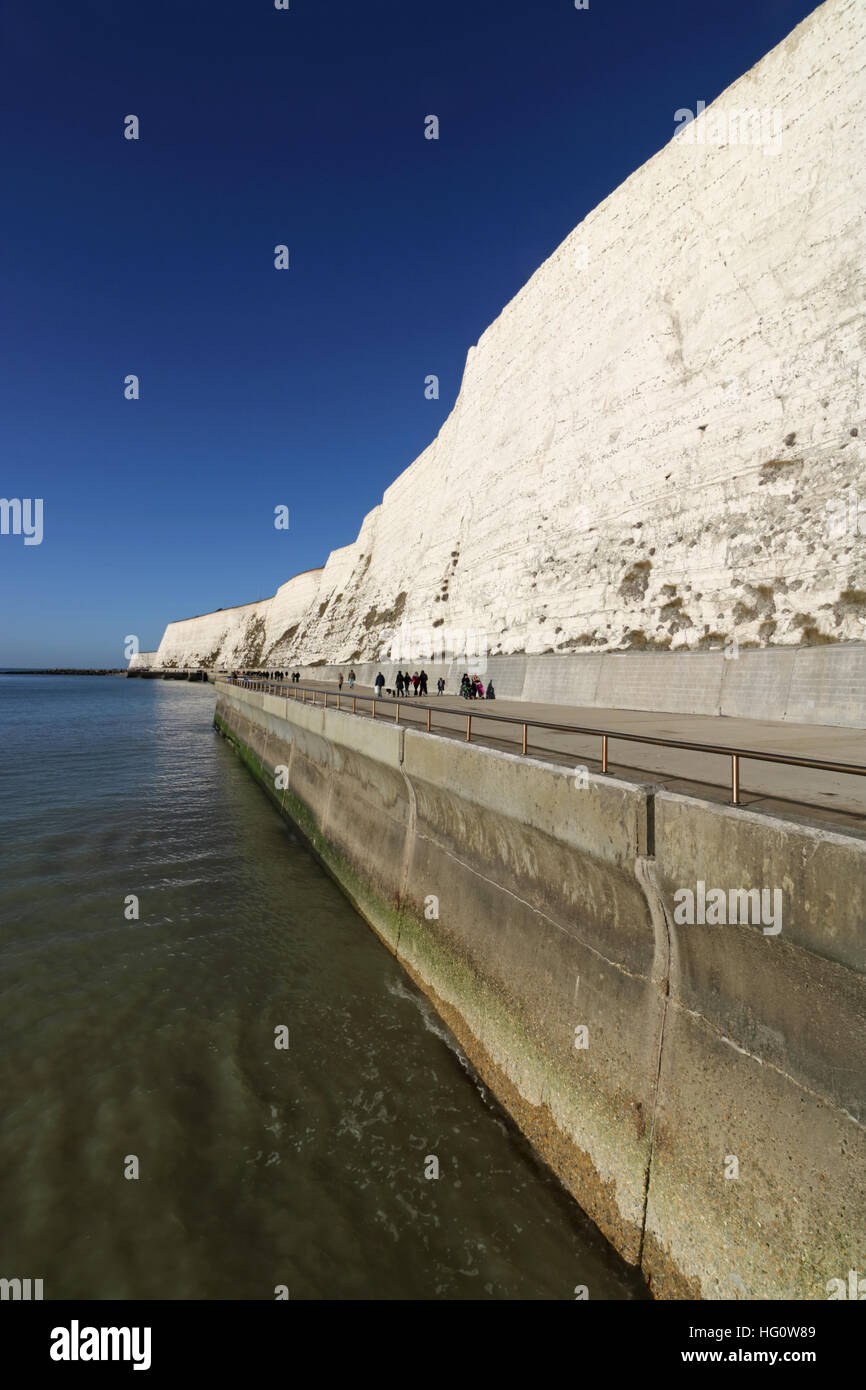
[126,668,209,681]
[0,675,646,1299]
[0,668,126,676]
[214,679,866,1299]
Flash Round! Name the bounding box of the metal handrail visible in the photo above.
[224,677,866,807]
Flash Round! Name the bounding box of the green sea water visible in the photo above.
[0,676,647,1300]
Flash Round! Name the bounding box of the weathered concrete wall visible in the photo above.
[282,642,866,728]
[214,680,866,1298]
[645,793,866,1299]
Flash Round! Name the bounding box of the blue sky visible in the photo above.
[1,0,818,665]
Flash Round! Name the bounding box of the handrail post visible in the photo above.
[601,733,609,773]
[395,702,400,724]
[372,698,376,719]
[466,714,471,743]
[426,709,431,733]
[521,723,527,756]
[337,693,341,710]
[352,696,356,714]
[731,753,740,805]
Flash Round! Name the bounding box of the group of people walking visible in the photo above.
[233,667,494,701]
[373,669,430,698]
[234,669,289,685]
[366,669,495,700]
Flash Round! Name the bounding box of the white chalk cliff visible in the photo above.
[141,0,865,675]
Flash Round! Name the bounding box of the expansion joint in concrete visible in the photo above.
[396,728,415,951]
[633,852,674,1271]
[282,728,296,817]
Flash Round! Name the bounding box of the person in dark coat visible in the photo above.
[374,672,385,698]
[418,669,428,696]
[395,671,404,696]
[485,681,495,699]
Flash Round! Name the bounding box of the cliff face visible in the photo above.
[150,0,865,675]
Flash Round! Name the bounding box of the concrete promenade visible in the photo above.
[255,678,866,831]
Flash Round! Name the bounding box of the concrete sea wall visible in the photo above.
[214,680,866,1299]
